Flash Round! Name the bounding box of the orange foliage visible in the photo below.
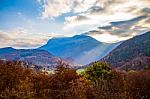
[0,60,150,99]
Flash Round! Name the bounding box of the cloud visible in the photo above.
[39,0,97,19]
[38,0,150,39]
[87,6,103,13]
[85,15,150,43]
[2,0,148,47]
[64,14,91,30]
[65,0,150,26]
[0,28,49,49]
[40,0,72,19]
[58,0,149,42]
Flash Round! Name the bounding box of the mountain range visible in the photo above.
[1,31,149,71]
[0,47,65,70]
[0,35,119,69]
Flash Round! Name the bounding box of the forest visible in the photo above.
[0,60,150,99]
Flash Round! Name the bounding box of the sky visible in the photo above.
[0,0,150,48]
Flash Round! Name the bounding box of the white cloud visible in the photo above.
[90,33,133,43]
[64,0,150,28]
[41,0,72,19]
[61,0,150,42]
[39,0,97,19]
[0,28,50,49]
[39,0,150,19]
[72,0,97,13]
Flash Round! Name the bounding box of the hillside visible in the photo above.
[102,31,150,70]
[39,35,119,65]
[0,47,66,70]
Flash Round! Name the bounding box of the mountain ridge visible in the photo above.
[0,48,67,70]
[39,34,119,65]
[102,31,150,70]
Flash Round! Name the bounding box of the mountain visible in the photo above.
[102,31,150,71]
[0,47,16,54]
[0,47,66,70]
[39,35,119,65]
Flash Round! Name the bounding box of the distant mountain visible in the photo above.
[0,47,16,54]
[0,47,66,70]
[102,31,150,71]
[39,35,119,65]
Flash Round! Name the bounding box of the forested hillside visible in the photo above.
[103,31,150,71]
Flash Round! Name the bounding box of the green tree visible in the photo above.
[85,61,112,86]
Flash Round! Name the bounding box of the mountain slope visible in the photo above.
[102,31,150,70]
[0,47,65,70]
[39,35,119,65]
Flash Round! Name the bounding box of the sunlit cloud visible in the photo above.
[60,0,150,42]
[39,0,97,19]
[85,16,150,43]
[63,0,150,28]
[90,33,133,43]
[0,28,50,49]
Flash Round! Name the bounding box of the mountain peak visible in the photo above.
[1,47,14,50]
[72,34,90,38]
[39,34,118,65]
